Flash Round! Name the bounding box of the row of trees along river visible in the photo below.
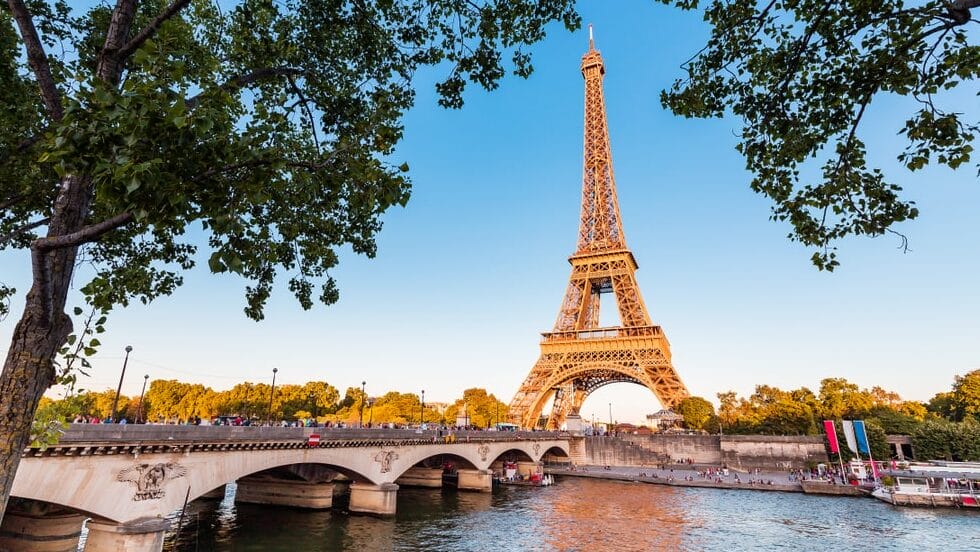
[31,370,980,463]
[669,371,980,462]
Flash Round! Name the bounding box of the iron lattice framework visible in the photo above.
[509,30,689,430]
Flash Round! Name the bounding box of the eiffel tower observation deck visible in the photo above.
[509,27,690,430]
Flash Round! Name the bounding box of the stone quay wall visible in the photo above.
[577,434,827,471]
[579,436,666,467]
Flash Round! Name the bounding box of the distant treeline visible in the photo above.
[675,370,980,462]
[35,382,507,431]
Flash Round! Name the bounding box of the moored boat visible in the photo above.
[495,461,554,487]
[497,473,554,487]
[873,461,980,509]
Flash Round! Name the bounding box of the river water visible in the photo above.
[156,478,978,551]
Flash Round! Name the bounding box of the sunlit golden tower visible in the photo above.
[509,28,689,430]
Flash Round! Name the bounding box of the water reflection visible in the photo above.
[534,479,688,551]
[159,478,980,551]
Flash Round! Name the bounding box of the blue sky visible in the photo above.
[1,2,978,424]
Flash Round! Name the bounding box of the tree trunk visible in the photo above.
[0,298,71,519]
[0,175,91,522]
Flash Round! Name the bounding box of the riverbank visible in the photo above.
[545,464,865,496]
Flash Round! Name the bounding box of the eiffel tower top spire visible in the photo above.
[576,26,627,255]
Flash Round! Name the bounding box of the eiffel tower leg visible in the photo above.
[509,355,559,429]
[640,360,689,409]
[545,381,576,430]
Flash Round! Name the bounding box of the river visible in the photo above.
[148,477,977,551]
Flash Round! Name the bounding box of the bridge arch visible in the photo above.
[11,448,379,524]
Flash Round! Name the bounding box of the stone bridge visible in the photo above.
[2,425,570,551]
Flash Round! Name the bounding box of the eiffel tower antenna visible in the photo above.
[509,30,690,430]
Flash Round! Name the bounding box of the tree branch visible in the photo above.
[0,218,49,247]
[6,0,64,120]
[117,0,193,61]
[0,194,27,212]
[948,0,980,24]
[29,211,134,324]
[97,0,138,83]
[287,76,321,154]
[186,67,305,109]
[33,212,134,253]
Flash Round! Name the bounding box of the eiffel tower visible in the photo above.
[509,28,689,430]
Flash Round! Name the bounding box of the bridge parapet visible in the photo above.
[45,424,564,443]
[23,425,568,458]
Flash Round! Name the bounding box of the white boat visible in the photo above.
[873,462,980,509]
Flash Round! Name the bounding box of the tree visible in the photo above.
[952,369,980,422]
[927,391,959,420]
[444,388,507,428]
[0,0,580,518]
[817,378,873,419]
[658,0,978,270]
[675,396,715,431]
[912,418,980,461]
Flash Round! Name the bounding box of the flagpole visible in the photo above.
[836,443,846,485]
[854,420,879,485]
[824,420,847,484]
[864,431,880,485]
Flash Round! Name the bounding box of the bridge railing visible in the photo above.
[50,425,568,444]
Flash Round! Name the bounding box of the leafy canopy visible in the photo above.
[0,0,580,318]
[658,0,978,269]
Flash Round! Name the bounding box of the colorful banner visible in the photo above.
[842,420,858,455]
[853,420,870,454]
[823,420,840,453]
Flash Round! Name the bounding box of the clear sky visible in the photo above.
[1,2,977,425]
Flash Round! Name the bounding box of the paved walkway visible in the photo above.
[547,464,806,493]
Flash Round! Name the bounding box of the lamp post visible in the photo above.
[136,374,149,423]
[359,380,366,428]
[608,402,613,433]
[368,398,374,427]
[308,392,317,427]
[243,383,251,421]
[420,389,425,427]
[267,368,278,424]
[110,345,133,423]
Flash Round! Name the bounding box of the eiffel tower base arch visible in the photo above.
[510,330,687,430]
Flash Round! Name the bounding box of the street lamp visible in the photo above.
[359,381,366,428]
[267,368,278,424]
[368,398,375,427]
[136,374,149,423]
[243,383,251,421]
[110,345,133,423]
[308,392,317,427]
[608,402,613,433]
[420,389,425,427]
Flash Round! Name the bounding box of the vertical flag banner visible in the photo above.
[842,420,858,455]
[853,420,870,454]
[823,420,840,453]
